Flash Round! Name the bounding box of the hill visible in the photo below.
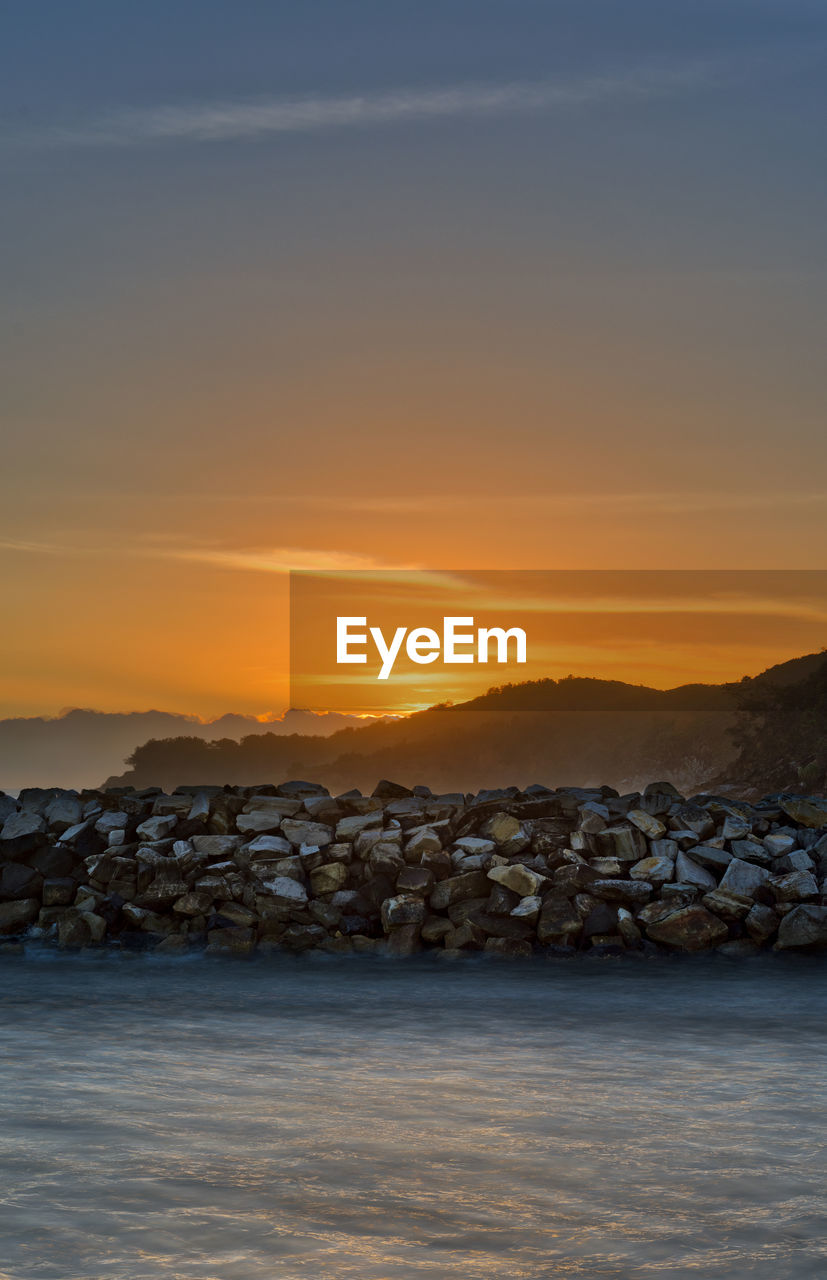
[0,707,379,794]
[100,651,827,797]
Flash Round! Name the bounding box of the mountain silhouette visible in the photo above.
[0,707,380,793]
[100,650,827,798]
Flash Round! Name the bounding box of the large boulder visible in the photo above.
[0,811,46,858]
[335,812,383,841]
[644,906,728,952]
[404,827,443,859]
[381,895,426,930]
[537,896,582,944]
[206,926,256,954]
[236,812,283,835]
[771,870,819,902]
[0,862,42,900]
[487,863,544,897]
[745,903,779,944]
[94,811,129,839]
[775,905,827,950]
[589,879,652,906]
[596,826,647,862]
[629,855,674,886]
[687,846,732,873]
[310,862,349,895]
[627,809,667,840]
[136,815,177,842]
[480,813,530,856]
[483,937,533,958]
[44,793,83,833]
[280,819,334,848]
[429,870,490,910]
[719,857,769,899]
[675,852,717,890]
[42,878,76,907]
[778,797,827,829]
[254,876,308,908]
[0,898,39,935]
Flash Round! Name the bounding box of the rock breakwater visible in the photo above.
[2,780,827,957]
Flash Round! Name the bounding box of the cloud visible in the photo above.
[166,546,387,574]
[11,60,729,151]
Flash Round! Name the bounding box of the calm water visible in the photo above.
[1,952,826,1280]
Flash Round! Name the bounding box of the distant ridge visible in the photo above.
[0,707,382,793]
[102,650,827,798]
[4,650,825,795]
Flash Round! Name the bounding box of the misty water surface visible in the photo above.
[1,952,825,1279]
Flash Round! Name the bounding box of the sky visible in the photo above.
[1,1,827,717]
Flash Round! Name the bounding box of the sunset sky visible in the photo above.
[2,1,827,717]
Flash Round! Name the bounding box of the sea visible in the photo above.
[1,951,825,1279]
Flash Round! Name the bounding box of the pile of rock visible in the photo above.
[2,780,827,957]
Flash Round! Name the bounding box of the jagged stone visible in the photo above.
[381,895,426,930]
[687,845,732,873]
[173,890,214,916]
[1,811,47,857]
[730,839,773,866]
[404,827,443,859]
[510,894,541,921]
[778,797,827,829]
[627,809,667,840]
[775,905,827,949]
[429,870,490,910]
[763,833,797,858]
[255,876,308,907]
[206,926,256,954]
[396,866,434,894]
[335,812,383,841]
[721,815,751,841]
[310,862,349,895]
[480,813,530,856]
[589,879,652,906]
[44,794,83,832]
[596,826,647,862]
[421,915,453,943]
[537,896,581,943]
[675,852,717,890]
[0,898,39,935]
[136,815,177,842]
[644,906,728,952]
[701,888,752,921]
[616,907,641,946]
[629,855,674,886]
[770,870,819,902]
[486,863,544,897]
[744,903,779,944]
[483,937,532,958]
[443,920,486,950]
[719,857,770,899]
[582,902,617,938]
[94,811,128,838]
[280,819,334,848]
[41,877,75,907]
[384,923,421,956]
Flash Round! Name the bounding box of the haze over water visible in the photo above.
[1,953,826,1279]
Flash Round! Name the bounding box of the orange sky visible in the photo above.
[2,6,827,718]
[289,570,827,715]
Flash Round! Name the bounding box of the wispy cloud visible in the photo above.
[11,59,731,151]
[164,546,390,574]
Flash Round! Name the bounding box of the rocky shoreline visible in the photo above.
[2,780,827,958]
